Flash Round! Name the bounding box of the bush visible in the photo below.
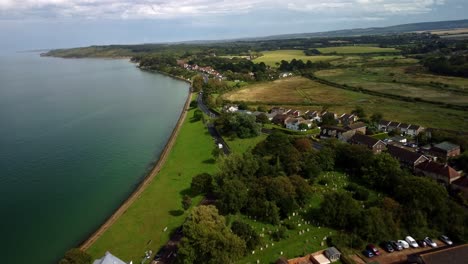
[271,226,288,241]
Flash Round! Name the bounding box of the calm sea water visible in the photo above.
[0,53,189,264]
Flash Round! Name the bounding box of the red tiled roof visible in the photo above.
[415,161,460,180]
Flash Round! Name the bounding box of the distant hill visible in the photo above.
[225,19,468,42]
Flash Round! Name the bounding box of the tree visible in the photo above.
[217,152,259,182]
[352,106,366,119]
[177,206,246,264]
[216,179,248,214]
[58,248,92,264]
[191,173,214,195]
[298,123,309,131]
[256,113,270,124]
[192,75,204,92]
[294,138,312,152]
[231,221,261,250]
[370,112,383,124]
[321,113,338,126]
[182,195,192,210]
[212,145,223,159]
[192,109,203,121]
[189,100,198,108]
[316,192,362,230]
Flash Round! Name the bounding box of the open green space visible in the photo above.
[87,95,218,262]
[226,134,268,154]
[223,76,468,131]
[253,50,341,67]
[316,46,399,54]
[315,67,468,106]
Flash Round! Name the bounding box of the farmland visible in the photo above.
[316,46,399,54]
[223,76,468,131]
[253,50,341,67]
[315,66,468,106]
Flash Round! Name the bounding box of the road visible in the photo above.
[151,92,230,264]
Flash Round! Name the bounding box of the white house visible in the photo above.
[285,117,312,131]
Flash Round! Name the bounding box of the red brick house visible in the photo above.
[348,133,387,154]
[414,160,461,185]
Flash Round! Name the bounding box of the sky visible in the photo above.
[0,0,467,51]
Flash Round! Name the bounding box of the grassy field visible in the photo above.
[234,172,350,264]
[223,76,468,131]
[87,98,218,262]
[315,67,468,106]
[253,50,341,67]
[316,46,399,54]
[226,134,268,154]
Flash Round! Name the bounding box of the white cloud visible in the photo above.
[0,0,447,19]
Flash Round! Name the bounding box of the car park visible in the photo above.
[380,241,394,253]
[362,249,374,258]
[366,244,380,256]
[417,240,427,247]
[424,237,437,248]
[405,236,419,248]
[439,235,453,245]
[398,239,410,249]
[390,240,403,251]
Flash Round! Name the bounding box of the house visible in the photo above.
[291,110,301,117]
[265,112,278,121]
[407,243,468,264]
[414,160,461,185]
[272,114,290,125]
[349,133,387,154]
[338,113,357,125]
[270,107,291,115]
[430,141,461,160]
[223,104,238,113]
[387,121,401,132]
[320,126,356,142]
[407,124,424,136]
[324,247,341,262]
[344,122,367,135]
[378,120,391,132]
[387,145,429,168]
[398,123,410,134]
[93,252,128,264]
[452,177,468,200]
[285,117,312,131]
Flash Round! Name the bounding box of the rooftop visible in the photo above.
[415,161,460,180]
[433,141,460,152]
[345,122,366,130]
[387,145,428,164]
[349,133,382,147]
[412,243,468,264]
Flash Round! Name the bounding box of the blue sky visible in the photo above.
[0,0,467,51]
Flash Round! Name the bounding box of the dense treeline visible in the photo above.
[423,55,468,77]
[182,132,467,263]
[278,59,331,72]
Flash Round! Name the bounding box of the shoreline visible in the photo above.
[79,73,193,251]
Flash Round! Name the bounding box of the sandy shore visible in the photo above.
[79,89,192,251]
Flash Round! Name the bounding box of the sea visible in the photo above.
[0,52,189,264]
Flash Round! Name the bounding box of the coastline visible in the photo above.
[79,75,192,251]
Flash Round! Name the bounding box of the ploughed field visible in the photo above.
[222,76,468,131]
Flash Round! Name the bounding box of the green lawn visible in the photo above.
[87,95,218,262]
[226,134,268,154]
[253,50,341,67]
[317,46,399,54]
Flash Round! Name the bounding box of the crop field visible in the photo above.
[315,67,468,106]
[223,76,468,131]
[316,46,399,54]
[253,50,340,67]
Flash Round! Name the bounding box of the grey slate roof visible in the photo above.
[93,252,127,264]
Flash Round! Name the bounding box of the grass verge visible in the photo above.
[86,95,218,262]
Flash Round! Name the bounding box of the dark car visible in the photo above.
[390,240,403,251]
[366,244,381,256]
[362,249,374,258]
[439,235,453,246]
[417,240,427,247]
[380,241,394,253]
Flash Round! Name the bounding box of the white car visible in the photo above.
[424,237,438,248]
[405,236,419,248]
[398,240,410,249]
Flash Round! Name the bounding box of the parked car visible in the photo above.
[398,239,410,249]
[390,240,403,251]
[424,237,437,248]
[405,236,419,248]
[380,241,394,253]
[439,235,453,245]
[417,240,427,248]
[362,249,374,258]
[366,244,381,256]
